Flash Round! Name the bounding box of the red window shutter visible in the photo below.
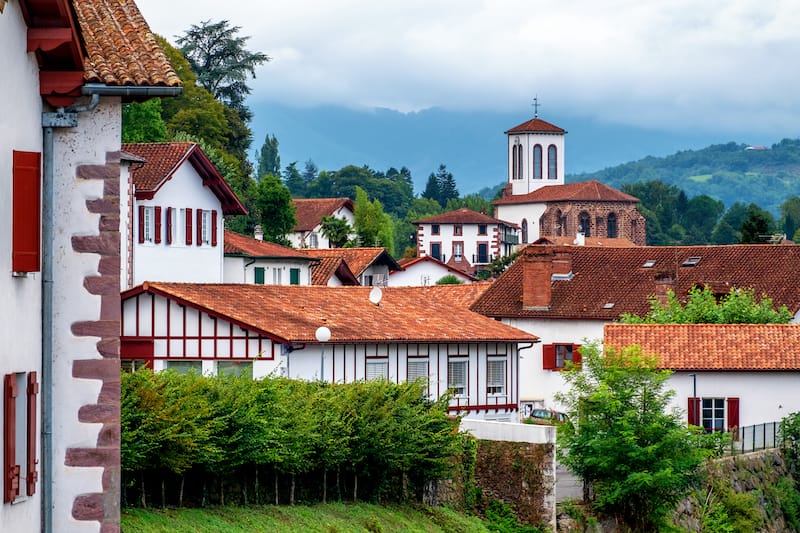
[211,210,218,247]
[727,397,740,431]
[165,207,173,245]
[154,206,162,244]
[26,372,38,496]
[185,208,193,245]
[542,344,556,370]
[687,397,700,426]
[138,205,146,244]
[196,208,203,246]
[12,151,42,272]
[4,374,20,503]
[572,344,582,366]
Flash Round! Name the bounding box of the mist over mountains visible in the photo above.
[248,103,773,196]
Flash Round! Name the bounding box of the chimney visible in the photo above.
[654,272,674,306]
[552,248,573,276]
[254,224,264,241]
[522,248,554,309]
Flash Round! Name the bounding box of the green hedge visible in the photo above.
[122,369,466,508]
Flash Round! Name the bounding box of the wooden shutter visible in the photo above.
[185,208,193,245]
[12,151,42,272]
[572,344,582,366]
[211,210,218,246]
[138,205,146,244]
[154,206,162,244]
[26,372,38,496]
[196,208,203,246]
[4,374,20,503]
[687,397,700,426]
[542,344,556,370]
[727,397,740,431]
[166,207,173,245]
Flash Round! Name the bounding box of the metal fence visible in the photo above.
[727,421,781,455]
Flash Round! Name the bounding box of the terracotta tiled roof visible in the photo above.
[224,231,311,260]
[533,236,638,247]
[126,282,538,344]
[472,244,800,319]
[413,208,517,227]
[293,198,354,232]
[604,324,800,371]
[394,255,479,281]
[493,180,639,205]
[303,247,402,277]
[73,0,181,87]
[123,142,246,215]
[309,257,359,286]
[505,117,566,134]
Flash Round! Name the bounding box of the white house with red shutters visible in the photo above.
[121,283,537,421]
[414,208,519,276]
[471,244,800,415]
[604,324,800,432]
[122,142,247,287]
[2,0,180,531]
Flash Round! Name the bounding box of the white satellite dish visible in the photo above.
[369,286,383,305]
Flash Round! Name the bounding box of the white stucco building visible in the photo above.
[389,255,478,286]
[288,198,355,249]
[223,230,315,285]
[1,0,181,531]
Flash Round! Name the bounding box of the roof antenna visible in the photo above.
[532,95,541,118]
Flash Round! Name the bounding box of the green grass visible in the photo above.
[121,503,494,533]
[687,174,713,183]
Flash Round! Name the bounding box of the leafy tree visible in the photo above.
[257,134,281,179]
[249,174,296,245]
[780,196,800,242]
[353,186,394,253]
[422,164,459,207]
[680,194,724,244]
[620,286,792,324]
[302,160,318,189]
[176,20,269,119]
[445,193,493,216]
[739,203,776,243]
[320,215,354,248]
[422,173,441,205]
[435,274,463,285]
[122,99,167,143]
[555,341,709,532]
[711,202,749,244]
[281,162,305,197]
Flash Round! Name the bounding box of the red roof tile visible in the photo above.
[494,180,639,205]
[302,247,401,277]
[73,0,180,87]
[123,142,246,215]
[309,256,359,286]
[125,282,538,344]
[472,244,800,319]
[505,117,566,134]
[413,208,517,227]
[604,324,800,371]
[293,198,354,232]
[224,231,311,259]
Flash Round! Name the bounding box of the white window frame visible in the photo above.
[201,210,212,245]
[447,359,468,397]
[308,232,319,248]
[366,359,388,381]
[407,359,429,397]
[702,397,726,432]
[142,206,155,243]
[486,358,506,396]
[273,268,282,285]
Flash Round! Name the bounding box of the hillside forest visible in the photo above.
[122,21,800,257]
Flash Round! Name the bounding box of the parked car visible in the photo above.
[526,408,568,425]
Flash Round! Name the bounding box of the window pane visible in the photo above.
[448,360,467,396]
[218,361,253,379]
[366,360,388,380]
[487,359,505,394]
[167,361,202,375]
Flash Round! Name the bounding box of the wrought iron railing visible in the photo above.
[727,421,781,455]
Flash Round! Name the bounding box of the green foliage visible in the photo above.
[354,187,395,253]
[739,203,776,243]
[620,286,793,324]
[555,341,709,532]
[483,500,544,533]
[422,164,459,208]
[248,174,296,245]
[122,99,168,143]
[257,134,281,179]
[176,20,269,118]
[781,412,800,478]
[435,274,464,285]
[773,477,800,531]
[320,215,355,248]
[122,371,463,507]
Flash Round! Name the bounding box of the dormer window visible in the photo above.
[682,256,702,267]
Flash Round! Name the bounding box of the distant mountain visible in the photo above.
[247,102,748,196]
[569,140,800,215]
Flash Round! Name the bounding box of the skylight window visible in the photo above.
[603,303,615,309]
[642,260,656,268]
[681,256,702,267]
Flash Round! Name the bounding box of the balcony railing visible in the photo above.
[502,233,519,245]
[472,253,494,265]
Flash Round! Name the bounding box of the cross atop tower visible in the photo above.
[532,96,541,118]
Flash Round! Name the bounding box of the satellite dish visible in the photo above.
[369,286,383,305]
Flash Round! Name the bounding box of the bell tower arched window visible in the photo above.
[548,144,558,179]
[607,212,618,238]
[533,144,542,180]
[579,211,591,237]
[512,144,522,180]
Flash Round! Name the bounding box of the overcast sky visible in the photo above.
[135,0,800,138]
